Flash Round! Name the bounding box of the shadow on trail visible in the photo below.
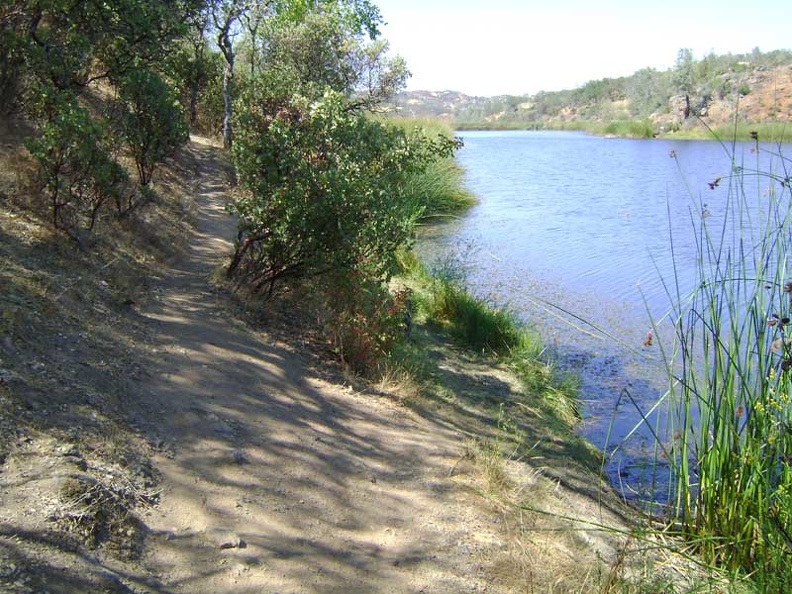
[0,525,163,593]
[112,140,492,592]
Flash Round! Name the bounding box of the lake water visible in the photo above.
[417,130,790,501]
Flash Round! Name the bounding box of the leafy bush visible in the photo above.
[228,89,459,294]
[117,68,188,186]
[26,86,130,239]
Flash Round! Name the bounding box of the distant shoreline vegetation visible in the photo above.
[392,47,792,143]
[452,120,792,143]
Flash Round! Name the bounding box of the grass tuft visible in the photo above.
[388,117,478,220]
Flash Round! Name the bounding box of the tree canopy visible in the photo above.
[2,0,460,307]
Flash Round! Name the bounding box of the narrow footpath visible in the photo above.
[128,137,511,593]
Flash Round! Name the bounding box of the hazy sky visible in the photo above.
[374,0,791,96]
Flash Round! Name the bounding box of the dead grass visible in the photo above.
[0,111,203,568]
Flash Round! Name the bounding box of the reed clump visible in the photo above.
[652,132,792,590]
[388,118,477,220]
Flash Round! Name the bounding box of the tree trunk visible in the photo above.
[222,59,233,149]
[189,77,199,126]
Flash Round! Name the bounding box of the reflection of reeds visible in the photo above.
[647,131,792,589]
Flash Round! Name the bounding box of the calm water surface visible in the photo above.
[418,130,789,499]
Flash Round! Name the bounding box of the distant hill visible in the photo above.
[389,49,792,135]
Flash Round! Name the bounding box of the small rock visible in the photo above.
[231,450,248,465]
[218,536,246,550]
[57,445,82,458]
[63,456,88,471]
[212,529,246,550]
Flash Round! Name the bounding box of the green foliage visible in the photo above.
[403,157,477,219]
[250,11,408,109]
[269,0,383,40]
[0,4,27,114]
[673,48,695,95]
[416,254,536,356]
[257,11,360,98]
[228,89,460,294]
[424,275,524,354]
[389,119,476,219]
[16,0,201,91]
[404,254,580,422]
[625,68,674,116]
[26,86,130,239]
[117,68,189,186]
[647,142,792,589]
[709,123,792,144]
[600,119,656,138]
[164,30,225,131]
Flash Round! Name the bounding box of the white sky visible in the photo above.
[374,0,792,96]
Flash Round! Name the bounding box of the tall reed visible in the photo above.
[654,133,792,589]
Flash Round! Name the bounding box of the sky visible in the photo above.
[374,0,792,97]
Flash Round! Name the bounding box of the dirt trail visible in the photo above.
[123,137,509,593]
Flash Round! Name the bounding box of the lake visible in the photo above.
[417,129,790,500]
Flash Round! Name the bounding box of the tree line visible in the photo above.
[452,47,792,128]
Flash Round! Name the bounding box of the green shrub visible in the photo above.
[317,273,412,375]
[228,89,459,294]
[117,68,188,186]
[26,86,130,239]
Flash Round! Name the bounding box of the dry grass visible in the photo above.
[455,411,737,593]
[0,112,203,560]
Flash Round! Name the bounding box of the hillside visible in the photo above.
[390,50,792,133]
